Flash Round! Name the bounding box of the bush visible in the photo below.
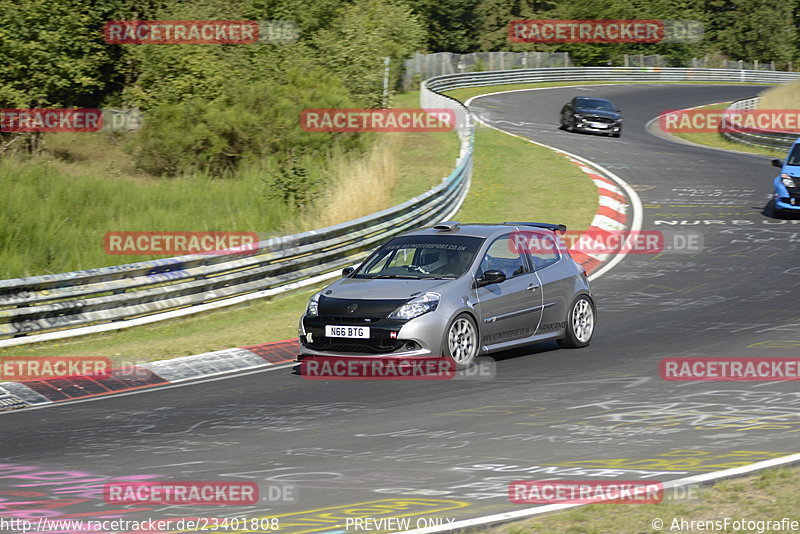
[129,68,363,177]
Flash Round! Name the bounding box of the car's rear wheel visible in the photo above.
[558,296,595,348]
[445,313,479,369]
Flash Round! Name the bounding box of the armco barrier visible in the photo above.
[0,108,472,346]
[721,96,800,150]
[421,66,800,93]
[3,66,799,346]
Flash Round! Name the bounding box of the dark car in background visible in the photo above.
[560,96,623,137]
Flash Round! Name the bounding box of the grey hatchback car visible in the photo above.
[298,221,595,368]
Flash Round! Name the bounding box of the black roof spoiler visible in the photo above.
[433,221,461,231]
[505,222,567,234]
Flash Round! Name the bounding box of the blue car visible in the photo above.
[770,139,800,217]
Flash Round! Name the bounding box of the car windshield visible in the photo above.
[787,145,800,166]
[575,98,615,111]
[354,235,484,279]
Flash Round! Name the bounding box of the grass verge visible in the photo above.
[758,80,800,110]
[388,91,460,205]
[486,465,800,534]
[456,124,596,229]
[0,92,455,279]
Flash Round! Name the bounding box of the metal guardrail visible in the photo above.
[721,97,800,151]
[422,66,800,93]
[4,65,799,346]
[0,104,473,345]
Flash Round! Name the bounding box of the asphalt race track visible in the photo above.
[2,84,799,531]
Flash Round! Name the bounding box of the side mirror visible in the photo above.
[342,266,355,277]
[615,108,622,113]
[477,269,506,287]
[772,159,783,168]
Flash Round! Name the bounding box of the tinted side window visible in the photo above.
[788,145,800,166]
[479,234,528,279]
[527,233,560,270]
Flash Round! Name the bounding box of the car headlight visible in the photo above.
[306,292,321,318]
[388,292,440,320]
[572,113,584,120]
[781,174,795,187]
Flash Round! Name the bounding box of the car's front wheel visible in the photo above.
[568,117,577,132]
[558,295,595,348]
[445,313,479,369]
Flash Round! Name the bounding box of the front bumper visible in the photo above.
[298,312,449,358]
[574,117,621,134]
[773,182,800,211]
[775,198,800,211]
[576,124,621,134]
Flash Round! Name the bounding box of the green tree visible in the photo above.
[476,0,558,51]
[543,0,710,66]
[130,67,361,177]
[409,0,482,53]
[713,0,797,62]
[314,0,427,107]
[0,0,108,108]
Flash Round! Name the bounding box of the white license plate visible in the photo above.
[325,325,370,339]
[590,122,609,128]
